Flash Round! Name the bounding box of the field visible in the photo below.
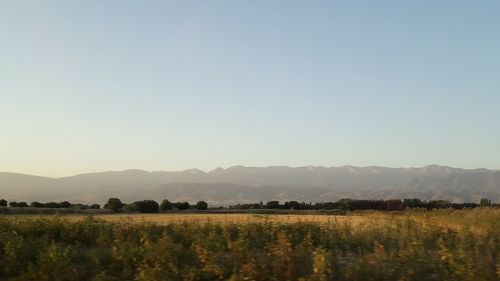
[7,213,366,225]
[1,208,499,281]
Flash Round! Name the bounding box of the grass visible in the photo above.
[6,213,365,224]
[0,208,499,281]
[6,208,497,229]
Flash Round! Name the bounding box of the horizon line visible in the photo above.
[1,164,497,179]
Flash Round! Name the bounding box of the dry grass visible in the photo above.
[7,213,367,225]
[2,208,499,280]
[6,208,499,233]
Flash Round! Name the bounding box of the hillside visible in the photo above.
[0,165,499,204]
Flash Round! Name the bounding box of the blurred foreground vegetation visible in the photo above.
[0,208,499,281]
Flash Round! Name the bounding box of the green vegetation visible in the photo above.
[195,200,208,210]
[228,198,490,211]
[125,200,160,213]
[159,199,173,211]
[8,202,28,208]
[0,208,499,281]
[2,197,498,215]
[104,198,124,212]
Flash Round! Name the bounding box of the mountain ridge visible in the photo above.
[3,164,496,179]
[1,165,499,204]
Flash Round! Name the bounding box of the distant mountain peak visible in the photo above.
[182,169,206,175]
[209,167,225,173]
[1,165,499,204]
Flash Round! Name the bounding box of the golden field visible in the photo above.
[1,208,499,280]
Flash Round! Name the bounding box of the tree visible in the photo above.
[265,201,280,209]
[428,200,451,209]
[337,198,352,210]
[160,199,173,211]
[11,201,28,208]
[0,199,7,207]
[60,201,71,208]
[45,202,60,208]
[480,198,491,206]
[104,198,124,212]
[284,201,300,209]
[195,201,208,210]
[173,202,190,210]
[123,203,136,212]
[130,200,159,213]
[31,202,46,208]
[386,199,404,211]
[90,204,100,209]
[19,202,29,208]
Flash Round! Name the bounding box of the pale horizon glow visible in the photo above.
[1,1,500,177]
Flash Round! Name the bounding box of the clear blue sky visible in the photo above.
[1,1,499,177]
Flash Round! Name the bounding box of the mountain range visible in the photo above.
[1,165,499,205]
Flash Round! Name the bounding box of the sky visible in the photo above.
[1,1,499,177]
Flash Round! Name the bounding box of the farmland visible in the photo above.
[1,208,499,280]
[6,213,366,225]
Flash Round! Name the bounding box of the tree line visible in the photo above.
[228,198,496,211]
[0,199,100,209]
[0,197,496,213]
[102,198,209,213]
[0,198,208,213]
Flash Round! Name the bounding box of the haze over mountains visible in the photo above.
[1,165,499,205]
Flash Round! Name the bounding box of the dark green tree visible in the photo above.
[480,198,491,206]
[160,199,173,211]
[173,202,190,210]
[12,202,29,208]
[284,201,300,209]
[31,202,45,208]
[123,203,137,212]
[131,200,159,213]
[45,202,60,208]
[265,201,280,209]
[195,201,208,210]
[0,199,7,207]
[60,201,71,208]
[104,198,124,212]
